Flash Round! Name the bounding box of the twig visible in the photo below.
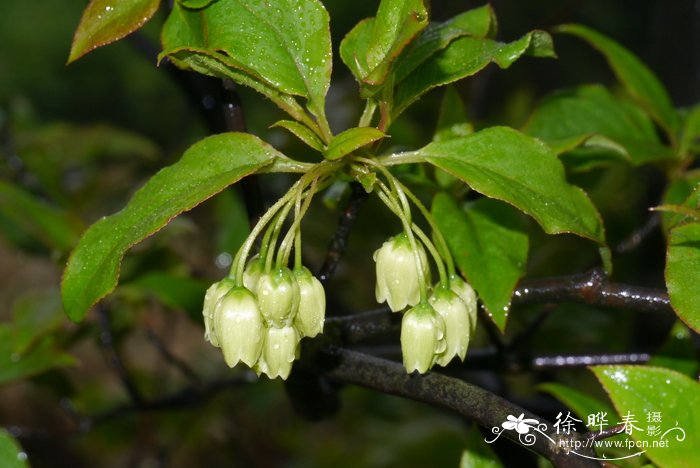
[615,214,660,254]
[321,347,600,467]
[145,329,200,384]
[318,182,369,283]
[97,305,144,407]
[532,352,652,370]
[587,423,626,441]
[512,268,671,314]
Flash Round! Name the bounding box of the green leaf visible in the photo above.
[666,222,700,333]
[68,0,161,63]
[680,103,700,157]
[0,181,81,253]
[433,86,473,142]
[0,430,28,468]
[545,134,630,172]
[177,0,215,8]
[161,0,332,120]
[557,24,680,137]
[62,133,281,322]
[539,382,616,421]
[414,127,605,243]
[460,426,503,468]
[649,322,699,378]
[325,127,386,160]
[11,291,66,355]
[593,365,700,468]
[340,0,428,88]
[524,85,673,166]
[394,30,555,117]
[432,194,528,331]
[661,177,700,232]
[394,4,497,84]
[0,327,75,385]
[272,120,324,152]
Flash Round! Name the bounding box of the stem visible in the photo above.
[266,196,296,272]
[358,99,377,127]
[376,151,425,166]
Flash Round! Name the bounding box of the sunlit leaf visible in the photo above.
[325,127,385,160]
[413,127,605,243]
[593,365,700,468]
[62,133,281,322]
[557,24,680,137]
[666,222,700,333]
[432,194,528,331]
[68,0,160,63]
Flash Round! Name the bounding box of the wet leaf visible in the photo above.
[62,133,281,322]
[68,0,161,63]
[325,127,385,160]
[394,30,554,117]
[272,120,324,152]
[340,0,428,88]
[557,24,680,136]
[161,0,331,120]
[593,366,700,468]
[432,194,528,331]
[0,430,28,468]
[666,222,700,333]
[416,127,605,244]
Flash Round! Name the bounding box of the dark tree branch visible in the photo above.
[97,306,144,407]
[318,182,369,283]
[512,268,671,314]
[321,347,601,467]
[587,423,626,442]
[531,352,652,370]
[145,328,200,384]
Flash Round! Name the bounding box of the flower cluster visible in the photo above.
[375,233,477,373]
[203,264,325,380]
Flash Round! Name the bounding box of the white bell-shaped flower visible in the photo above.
[256,325,300,380]
[256,267,300,327]
[202,278,235,347]
[449,274,478,334]
[243,255,265,292]
[215,287,264,367]
[293,266,325,337]
[374,233,430,312]
[400,302,445,373]
[429,285,470,365]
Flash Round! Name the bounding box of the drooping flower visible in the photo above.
[256,325,300,380]
[242,255,265,292]
[429,285,470,365]
[449,274,478,333]
[293,266,325,337]
[400,302,445,373]
[256,267,300,327]
[215,286,264,367]
[202,278,235,347]
[374,233,430,312]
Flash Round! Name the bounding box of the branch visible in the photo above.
[512,268,671,314]
[320,347,600,467]
[318,182,369,283]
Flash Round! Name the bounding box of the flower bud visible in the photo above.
[256,325,300,380]
[202,278,235,347]
[243,255,265,292]
[215,287,264,367]
[400,302,445,373]
[374,233,430,312]
[430,285,470,365]
[449,275,478,334]
[293,266,325,337]
[256,267,300,327]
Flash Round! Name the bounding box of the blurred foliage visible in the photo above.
[0,1,698,467]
